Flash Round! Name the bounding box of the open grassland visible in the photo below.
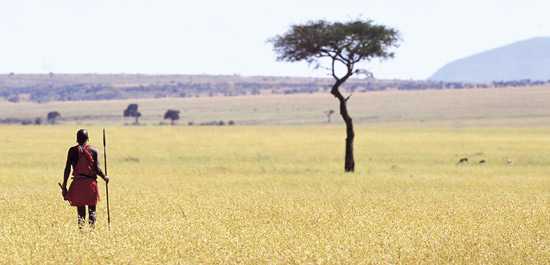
[1,86,550,126]
[0,125,548,264]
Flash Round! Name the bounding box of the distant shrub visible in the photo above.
[163,109,180,125]
[123,104,142,124]
[47,111,61,124]
[7,95,19,103]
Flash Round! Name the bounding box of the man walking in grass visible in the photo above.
[61,129,109,229]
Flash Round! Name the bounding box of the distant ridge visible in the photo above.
[431,37,550,83]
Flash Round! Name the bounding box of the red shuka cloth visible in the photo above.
[65,144,100,206]
[65,178,100,206]
[73,144,95,177]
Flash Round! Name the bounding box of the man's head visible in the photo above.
[76,129,89,145]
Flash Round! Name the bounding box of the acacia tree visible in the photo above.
[47,111,61,124]
[324,109,335,123]
[123,103,142,125]
[271,19,399,172]
[164,109,180,125]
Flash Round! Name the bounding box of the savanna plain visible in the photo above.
[0,88,549,264]
[1,126,549,264]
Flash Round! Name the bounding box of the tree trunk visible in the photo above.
[331,77,355,172]
[344,115,355,172]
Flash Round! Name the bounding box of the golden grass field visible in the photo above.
[0,125,548,264]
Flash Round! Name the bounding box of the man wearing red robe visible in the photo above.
[61,129,110,228]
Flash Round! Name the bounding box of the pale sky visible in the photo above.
[1,0,549,79]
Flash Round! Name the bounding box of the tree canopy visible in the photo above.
[123,104,141,118]
[164,109,180,125]
[271,19,399,79]
[123,103,142,124]
[47,111,61,124]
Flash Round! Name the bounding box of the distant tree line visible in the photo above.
[2,75,550,103]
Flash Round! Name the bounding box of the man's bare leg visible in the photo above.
[77,206,86,229]
[88,205,96,228]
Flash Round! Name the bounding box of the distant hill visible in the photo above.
[431,37,550,83]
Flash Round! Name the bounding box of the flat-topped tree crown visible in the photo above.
[271,19,399,77]
[164,109,180,125]
[47,111,61,124]
[123,103,142,125]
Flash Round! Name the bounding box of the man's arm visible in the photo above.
[62,148,72,190]
[93,148,109,182]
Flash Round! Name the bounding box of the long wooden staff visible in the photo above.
[103,128,111,230]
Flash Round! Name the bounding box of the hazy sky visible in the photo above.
[1,0,549,79]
